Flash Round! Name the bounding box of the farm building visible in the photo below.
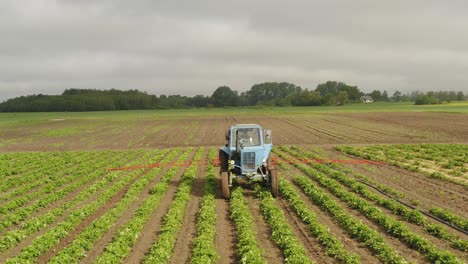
[360,95,374,103]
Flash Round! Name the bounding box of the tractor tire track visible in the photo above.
[169,149,208,264]
[214,177,238,264]
[243,189,284,264]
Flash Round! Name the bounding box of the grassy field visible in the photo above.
[1,101,468,124]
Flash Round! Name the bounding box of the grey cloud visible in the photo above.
[1,0,468,102]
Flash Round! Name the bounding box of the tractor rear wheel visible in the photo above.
[270,169,278,198]
[221,171,230,199]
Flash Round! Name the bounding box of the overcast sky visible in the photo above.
[1,0,468,101]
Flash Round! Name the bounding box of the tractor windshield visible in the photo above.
[233,128,261,147]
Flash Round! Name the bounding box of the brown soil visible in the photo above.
[214,178,238,264]
[168,150,207,264]
[2,112,467,151]
[121,172,181,263]
[274,197,335,264]
[243,190,284,264]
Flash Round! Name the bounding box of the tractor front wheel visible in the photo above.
[221,171,230,199]
[269,169,278,198]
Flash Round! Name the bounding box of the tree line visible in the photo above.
[0,81,465,112]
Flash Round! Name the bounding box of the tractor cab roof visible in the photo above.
[231,124,263,129]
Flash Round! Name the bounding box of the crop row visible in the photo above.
[229,187,265,264]
[143,147,204,263]
[190,148,219,264]
[287,173,406,263]
[4,150,159,263]
[289,146,406,199]
[92,147,192,263]
[0,151,117,232]
[0,151,133,204]
[335,145,468,187]
[256,186,314,264]
[0,150,142,253]
[276,149,462,263]
[294,173,411,263]
[278,178,360,264]
[282,146,467,252]
[0,151,71,178]
[48,148,181,263]
[0,151,90,193]
[430,207,468,232]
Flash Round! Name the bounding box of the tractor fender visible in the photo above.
[220,146,230,156]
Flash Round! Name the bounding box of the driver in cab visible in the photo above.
[238,129,259,146]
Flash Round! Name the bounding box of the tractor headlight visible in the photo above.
[230,160,235,165]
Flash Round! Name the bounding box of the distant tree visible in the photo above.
[392,90,402,102]
[211,86,239,107]
[315,81,362,103]
[415,95,440,105]
[246,82,302,106]
[288,89,321,106]
[315,81,342,96]
[336,91,350,105]
[369,90,382,101]
[382,90,389,101]
[189,95,210,107]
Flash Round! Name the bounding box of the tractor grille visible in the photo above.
[242,152,256,170]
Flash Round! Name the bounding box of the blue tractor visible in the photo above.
[219,124,278,199]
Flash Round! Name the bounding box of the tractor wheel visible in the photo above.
[269,169,279,198]
[221,171,230,199]
[219,150,229,172]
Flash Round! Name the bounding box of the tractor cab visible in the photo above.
[219,124,277,199]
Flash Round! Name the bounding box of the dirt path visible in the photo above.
[169,149,207,264]
[214,178,238,264]
[274,196,334,263]
[243,189,284,264]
